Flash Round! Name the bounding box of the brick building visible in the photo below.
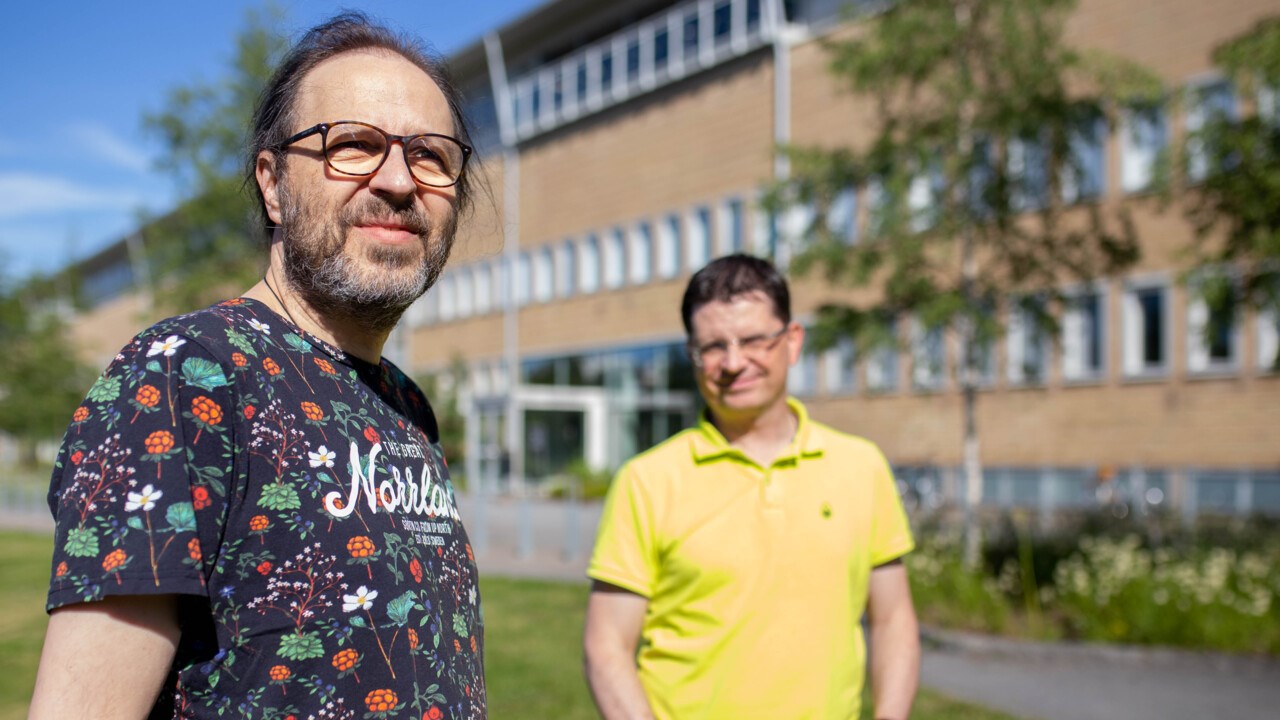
[70,0,1280,517]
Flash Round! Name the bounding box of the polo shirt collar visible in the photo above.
[689,397,825,465]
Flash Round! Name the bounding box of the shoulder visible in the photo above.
[121,300,262,359]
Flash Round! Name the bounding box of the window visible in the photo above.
[1122,281,1169,377]
[630,222,653,284]
[1008,134,1049,211]
[601,51,614,96]
[865,177,889,238]
[558,240,577,298]
[908,163,943,232]
[604,229,626,289]
[687,206,712,270]
[657,214,682,279]
[1007,297,1048,385]
[456,267,474,318]
[827,187,857,244]
[1062,287,1106,381]
[1120,102,1167,193]
[1186,279,1239,373]
[438,274,457,321]
[579,234,601,294]
[866,320,900,392]
[626,37,642,86]
[474,261,492,315]
[533,247,554,303]
[683,10,700,62]
[514,252,531,307]
[1186,79,1236,183]
[719,197,744,255]
[1062,111,1107,203]
[575,59,588,106]
[823,338,857,394]
[911,317,946,390]
[654,26,670,73]
[1259,307,1279,373]
[713,1,733,48]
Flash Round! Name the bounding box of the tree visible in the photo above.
[0,273,93,466]
[770,0,1159,561]
[140,7,288,311]
[1175,17,1280,370]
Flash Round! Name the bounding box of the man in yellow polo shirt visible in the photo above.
[584,254,920,720]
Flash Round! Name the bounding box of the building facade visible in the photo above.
[71,0,1280,517]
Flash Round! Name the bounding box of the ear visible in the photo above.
[255,150,284,226]
[785,322,805,366]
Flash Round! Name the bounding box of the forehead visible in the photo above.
[689,291,783,339]
[294,49,454,135]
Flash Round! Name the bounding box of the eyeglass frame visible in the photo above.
[276,120,473,188]
[688,325,791,368]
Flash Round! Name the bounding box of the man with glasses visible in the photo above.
[584,254,920,720]
[31,13,485,718]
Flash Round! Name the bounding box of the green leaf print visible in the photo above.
[85,374,121,403]
[386,591,416,626]
[146,360,162,373]
[284,333,312,354]
[452,612,468,638]
[277,631,324,661]
[165,502,197,532]
[349,615,367,628]
[224,328,258,358]
[126,516,145,531]
[181,357,230,391]
[64,526,99,557]
[259,483,301,510]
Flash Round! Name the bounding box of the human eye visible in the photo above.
[740,334,770,352]
[698,340,729,357]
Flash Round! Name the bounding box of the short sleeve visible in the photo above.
[46,332,236,610]
[587,462,659,598]
[867,445,915,566]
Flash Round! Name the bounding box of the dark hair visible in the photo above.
[245,11,474,236]
[680,254,791,335]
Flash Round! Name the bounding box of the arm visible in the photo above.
[866,559,920,720]
[583,580,655,720]
[29,594,180,719]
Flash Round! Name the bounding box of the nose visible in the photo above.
[719,341,748,373]
[367,142,417,199]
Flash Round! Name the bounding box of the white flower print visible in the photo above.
[125,484,163,512]
[248,318,271,333]
[309,445,336,468]
[343,586,378,612]
[146,336,186,357]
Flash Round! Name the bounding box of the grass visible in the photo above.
[0,531,1025,720]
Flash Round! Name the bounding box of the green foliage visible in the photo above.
[775,0,1160,354]
[416,357,468,482]
[139,6,288,311]
[0,275,94,460]
[546,459,615,500]
[1173,16,1280,367]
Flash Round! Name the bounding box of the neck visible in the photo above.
[244,262,393,365]
[710,398,797,467]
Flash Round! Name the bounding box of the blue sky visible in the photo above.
[0,0,543,282]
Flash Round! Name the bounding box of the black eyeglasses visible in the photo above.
[278,120,472,188]
[689,325,789,368]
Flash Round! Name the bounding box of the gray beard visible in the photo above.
[278,183,456,334]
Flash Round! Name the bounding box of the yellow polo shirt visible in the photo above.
[588,399,914,719]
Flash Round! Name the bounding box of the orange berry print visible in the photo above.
[347,536,375,558]
[408,628,419,649]
[72,406,89,423]
[249,515,269,532]
[300,401,324,421]
[425,707,444,720]
[470,635,477,653]
[269,665,291,681]
[263,358,281,376]
[191,485,211,510]
[409,558,423,583]
[244,405,255,419]
[55,561,68,577]
[314,357,336,374]
[144,430,175,455]
[332,648,360,671]
[220,298,246,306]
[364,689,398,712]
[136,385,160,407]
[231,352,248,367]
[453,639,462,653]
[191,396,223,425]
[102,548,127,573]
[187,538,202,562]
[363,427,379,444]
[257,561,273,575]
[70,450,84,465]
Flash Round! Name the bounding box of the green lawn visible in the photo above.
[1,531,1025,719]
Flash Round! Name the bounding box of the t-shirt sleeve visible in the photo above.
[586,461,659,598]
[867,444,915,566]
[46,332,235,611]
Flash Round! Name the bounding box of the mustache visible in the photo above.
[340,197,431,236]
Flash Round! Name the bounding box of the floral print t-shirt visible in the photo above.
[46,298,485,720]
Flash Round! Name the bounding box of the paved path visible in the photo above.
[6,497,1280,720]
